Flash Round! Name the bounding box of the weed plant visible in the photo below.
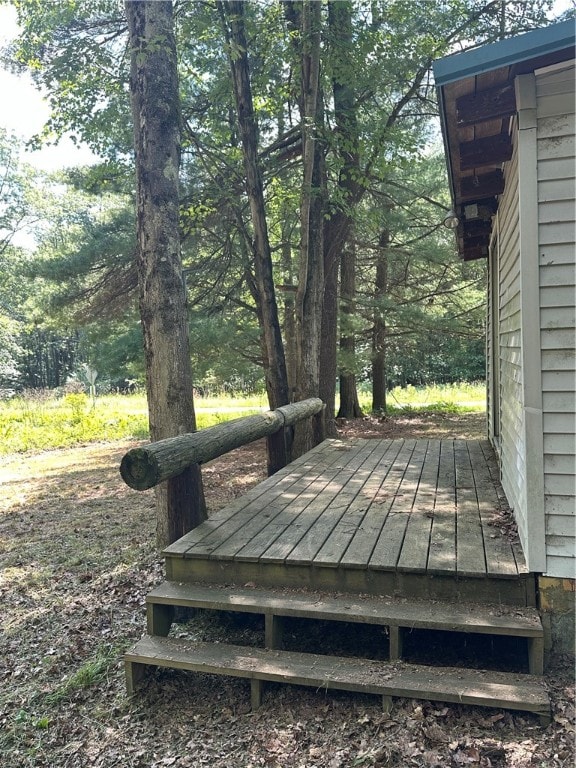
[43,644,121,706]
[0,383,484,455]
[0,391,264,455]
[0,393,148,455]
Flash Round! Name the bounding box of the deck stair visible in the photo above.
[125,580,550,723]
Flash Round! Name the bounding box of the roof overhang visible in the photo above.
[433,20,575,261]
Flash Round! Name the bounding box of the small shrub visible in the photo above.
[21,388,53,404]
[62,378,87,395]
[63,393,89,423]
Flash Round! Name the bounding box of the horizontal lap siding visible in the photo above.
[486,262,495,441]
[498,140,528,546]
[537,62,576,579]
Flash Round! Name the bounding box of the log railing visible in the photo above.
[120,397,324,491]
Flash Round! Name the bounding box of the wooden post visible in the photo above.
[125,660,147,697]
[266,429,288,476]
[250,678,263,710]
[265,614,285,650]
[389,626,403,661]
[166,467,206,543]
[147,603,175,638]
[528,636,544,676]
[382,694,393,714]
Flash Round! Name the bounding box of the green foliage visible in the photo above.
[197,408,263,427]
[350,149,487,389]
[62,392,89,422]
[0,385,484,455]
[0,392,149,454]
[0,391,269,455]
[188,311,264,390]
[197,393,268,409]
[16,326,82,390]
[0,129,44,389]
[10,0,133,160]
[3,0,558,406]
[27,185,136,322]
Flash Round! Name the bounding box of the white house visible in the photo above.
[434,20,575,654]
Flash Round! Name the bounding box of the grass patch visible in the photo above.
[0,393,149,454]
[0,384,484,455]
[0,392,265,455]
[0,644,125,757]
[43,644,121,706]
[359,381,485,415]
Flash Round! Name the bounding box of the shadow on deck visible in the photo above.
[163,438,535,607]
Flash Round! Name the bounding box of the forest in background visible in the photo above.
[0,1,570,411]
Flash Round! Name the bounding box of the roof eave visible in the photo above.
[433,20,575,261]
[433,19,575,86]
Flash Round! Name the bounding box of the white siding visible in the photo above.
[536,62,576,579]
[487,230,499,445]
[495,136,529,545]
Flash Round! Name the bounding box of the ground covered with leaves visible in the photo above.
[1,412,574,767]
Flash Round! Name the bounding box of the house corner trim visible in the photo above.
[515,72,547,573]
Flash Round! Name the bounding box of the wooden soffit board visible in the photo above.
[442,64,514,208]
[437,31,575,260]
[441,64,513,260]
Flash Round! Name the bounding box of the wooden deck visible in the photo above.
[164,438,535,607]
[128,437,550,719]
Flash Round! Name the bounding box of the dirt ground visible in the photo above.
[0,412,574,768]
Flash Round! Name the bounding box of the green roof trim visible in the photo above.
[433,19,575,85]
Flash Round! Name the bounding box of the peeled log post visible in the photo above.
[120,398,324,490]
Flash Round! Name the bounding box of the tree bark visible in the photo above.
[126,0,206,547]
[319,230,339,437]
[324,0,364,425]
[337,238,363,419]
[285,0,326,457]
[280,213,298,399]
[372,229,389,412]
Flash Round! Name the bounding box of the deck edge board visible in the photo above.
[125,635,550,715]
[146,581,543,636]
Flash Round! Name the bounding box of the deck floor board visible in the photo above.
[396,440,438,572]
[163,438,533,604]
[256,440,377,563]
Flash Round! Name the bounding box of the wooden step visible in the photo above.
[125,634,551,724]
[146,581,544,674]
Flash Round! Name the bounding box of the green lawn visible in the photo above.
[359,381,486,414]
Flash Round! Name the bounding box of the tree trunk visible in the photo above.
[337,239,363,419]
[319,229,339,437]
[281,214,298,399]
[276,103,297,397]
[372,229,389,412]
[126,0,206,547]
[324,0,364,425]
[284,0,326,457]
[218,0,290,419]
